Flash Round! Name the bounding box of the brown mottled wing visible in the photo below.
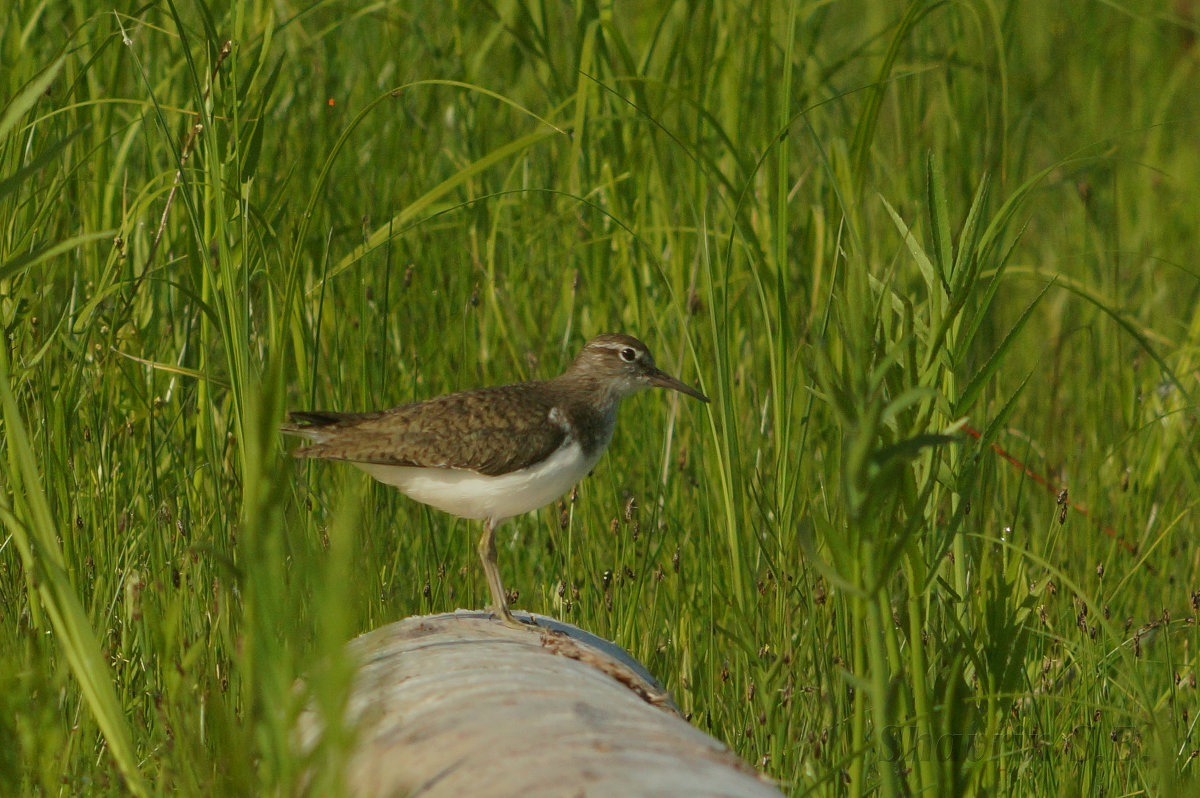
[283,383,569,476]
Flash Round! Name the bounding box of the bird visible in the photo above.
[281,333,709,627]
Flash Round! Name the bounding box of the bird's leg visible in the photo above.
[477,517,529,628]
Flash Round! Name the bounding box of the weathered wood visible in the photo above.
[297,610,785,798]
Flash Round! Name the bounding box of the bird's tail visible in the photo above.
[280,410,359,443]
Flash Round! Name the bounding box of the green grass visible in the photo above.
[2,0,1199,795]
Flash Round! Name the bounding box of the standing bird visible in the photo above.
[282,333,708,626]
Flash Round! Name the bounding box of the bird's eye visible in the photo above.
[619,347,638,362]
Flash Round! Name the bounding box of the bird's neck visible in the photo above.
[545,375,624,457]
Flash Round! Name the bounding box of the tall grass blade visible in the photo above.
[0,348,150,796]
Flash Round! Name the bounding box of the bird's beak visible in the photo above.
[648,368,710,403]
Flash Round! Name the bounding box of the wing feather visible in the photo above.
[284,384,570,476]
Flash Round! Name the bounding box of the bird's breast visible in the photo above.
[353,437,604,522]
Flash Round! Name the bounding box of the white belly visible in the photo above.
[354,440,601,522]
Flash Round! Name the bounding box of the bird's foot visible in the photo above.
[494,605,539,630]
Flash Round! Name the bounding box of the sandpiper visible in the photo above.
[282,333,708,626]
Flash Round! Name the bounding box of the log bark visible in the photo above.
[297,610,785,798]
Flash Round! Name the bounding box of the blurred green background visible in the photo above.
[2,1,1198,794]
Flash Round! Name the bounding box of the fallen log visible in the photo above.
[296,610,785,798]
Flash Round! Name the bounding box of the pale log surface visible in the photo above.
[297,610,786,798]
